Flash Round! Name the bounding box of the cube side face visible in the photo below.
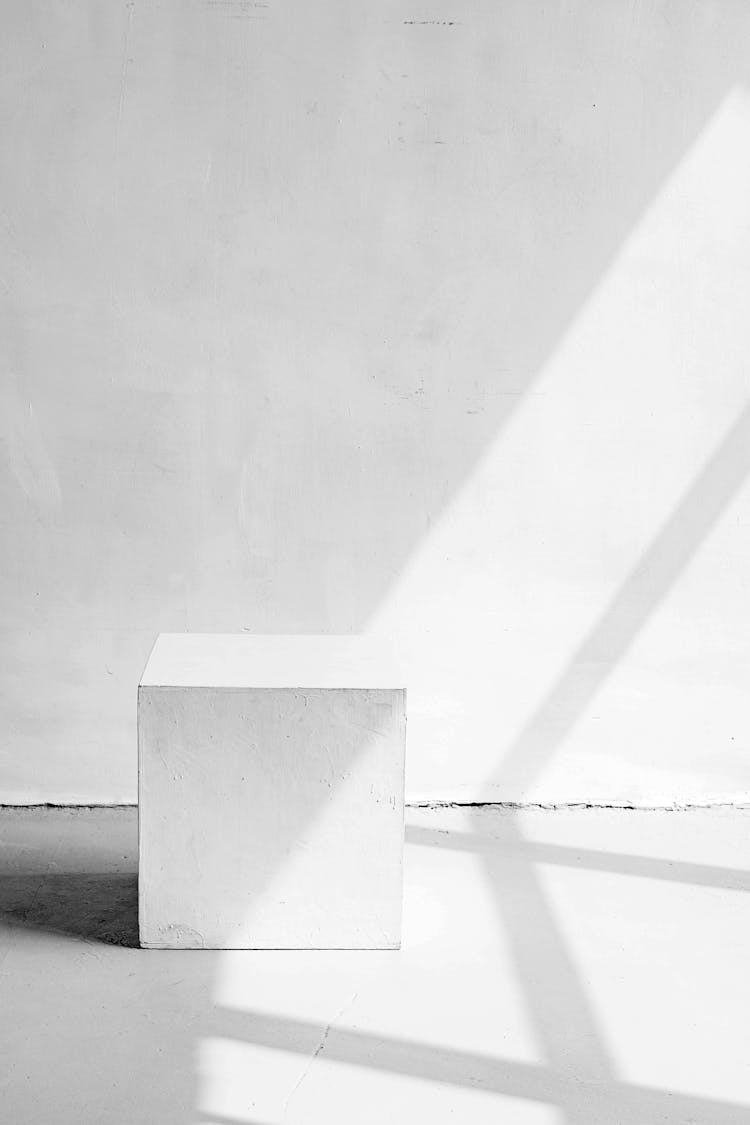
[138,686,405,948]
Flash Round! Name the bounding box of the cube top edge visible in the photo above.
[139,633,406,690]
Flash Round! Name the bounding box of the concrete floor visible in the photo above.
[1,806,749,1124]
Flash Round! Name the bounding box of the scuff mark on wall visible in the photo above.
[206,0,269,19]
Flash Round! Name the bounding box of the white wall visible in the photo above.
[2,0,750,804]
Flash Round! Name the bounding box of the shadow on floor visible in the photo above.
[0,808,217,1125]
[406,822,750,892]
[0,870,139,947]
[206,998,750,1125]
[4,808,750,1124]
[196,809,750,1125]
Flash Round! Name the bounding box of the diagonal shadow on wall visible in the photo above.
[449,395,750,1122]
[482,399,750,798]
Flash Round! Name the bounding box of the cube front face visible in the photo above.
[138,686,405,949]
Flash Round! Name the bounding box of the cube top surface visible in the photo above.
[140,633,404,690]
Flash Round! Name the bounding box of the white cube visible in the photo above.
[138,634,406,949]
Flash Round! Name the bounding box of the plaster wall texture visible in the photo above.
[2,0,750,803]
